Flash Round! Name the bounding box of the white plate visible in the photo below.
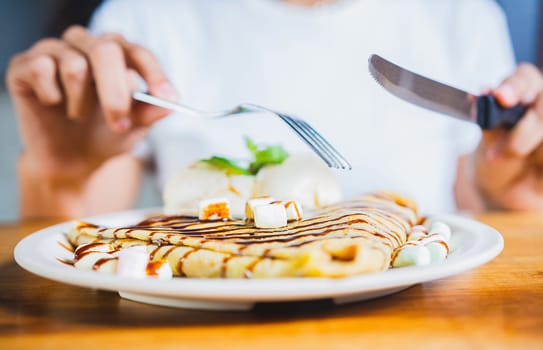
[14,209,503,311]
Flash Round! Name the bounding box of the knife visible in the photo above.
[368,54,526,129]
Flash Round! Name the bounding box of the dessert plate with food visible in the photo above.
[14,139,503,310]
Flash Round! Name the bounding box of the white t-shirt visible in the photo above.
[90,0,515,213]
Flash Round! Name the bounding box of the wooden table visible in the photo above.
[1,213,542,350]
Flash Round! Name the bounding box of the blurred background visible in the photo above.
[0,0,541,222]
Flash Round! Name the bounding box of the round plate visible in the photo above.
[14,209,503,311]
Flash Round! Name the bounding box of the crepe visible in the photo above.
[67,192,419,278]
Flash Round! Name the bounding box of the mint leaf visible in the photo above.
[200,138,289,176]
[249,145,289,174]
[201,156,251,176]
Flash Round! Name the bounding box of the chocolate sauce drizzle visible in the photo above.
[71,193,418,278]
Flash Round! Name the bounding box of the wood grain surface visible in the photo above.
[1,213,542,350]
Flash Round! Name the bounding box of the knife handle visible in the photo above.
[476,95,526,130]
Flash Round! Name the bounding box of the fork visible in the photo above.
[133,91,352,170]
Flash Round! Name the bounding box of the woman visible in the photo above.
[7,0,543,218]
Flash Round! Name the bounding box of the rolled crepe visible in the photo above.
[67,192,418,278]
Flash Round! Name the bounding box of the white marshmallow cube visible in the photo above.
[392,245,431,267]
[411,225,427,233]
[245,196,275,220]
[253,203,288,229]
[283,200,303,221]
[198,197,231,220]
[407,225,427,241]
[426,241,448,263]
[429,221,452,241]
[146,260,173,280]
[116,245,150,278]
[408,231,427,241]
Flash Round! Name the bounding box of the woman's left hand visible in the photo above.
[475,63,543,210]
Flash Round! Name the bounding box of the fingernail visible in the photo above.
[155,82,177,101]
[495,83,515,106]
[116,117,132,132]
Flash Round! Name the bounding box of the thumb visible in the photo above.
[132,81,178,127]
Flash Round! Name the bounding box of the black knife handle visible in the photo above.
[476,95,526,130]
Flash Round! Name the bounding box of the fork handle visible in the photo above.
[132,91,204,116]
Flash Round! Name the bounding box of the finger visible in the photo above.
[64,26,175,129]
[132,101,172,127]
[477,130,526,192]
[99,33,176,99]
[98,33,176,126]
[125,43,176,125]
[7,51,63,106]
[480,128,507,161]
[63,26,132,132]
[57,49,94,121]
[493,63,543,107]
[125,69,140,93]
[123,69,171,126]
[504,93,543,157]
[32,39,95,121]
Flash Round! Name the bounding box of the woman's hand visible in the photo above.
[7,25,176,183]
[475,63,543,210]
[6,25,176,218]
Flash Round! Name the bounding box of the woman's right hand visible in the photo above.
[6,25,176,184]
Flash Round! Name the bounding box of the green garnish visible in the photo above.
[201,137,289,175]
[246,137,258,154]
[201,156,251,176]
[246,137,289,174]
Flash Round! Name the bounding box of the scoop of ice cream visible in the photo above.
[163,162,254,218]
[253,154,342,210]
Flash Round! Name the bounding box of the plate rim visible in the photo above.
[13,209,504,302]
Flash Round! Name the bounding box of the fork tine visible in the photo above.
[284,116,343,169]
[280,114,352,170]
[286,116,346,169]
[238,103,351,170]
[275,114,338,168]
[293,118,352,170]
[133,96,352,168]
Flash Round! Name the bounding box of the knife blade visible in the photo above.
[368,54,526,129]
